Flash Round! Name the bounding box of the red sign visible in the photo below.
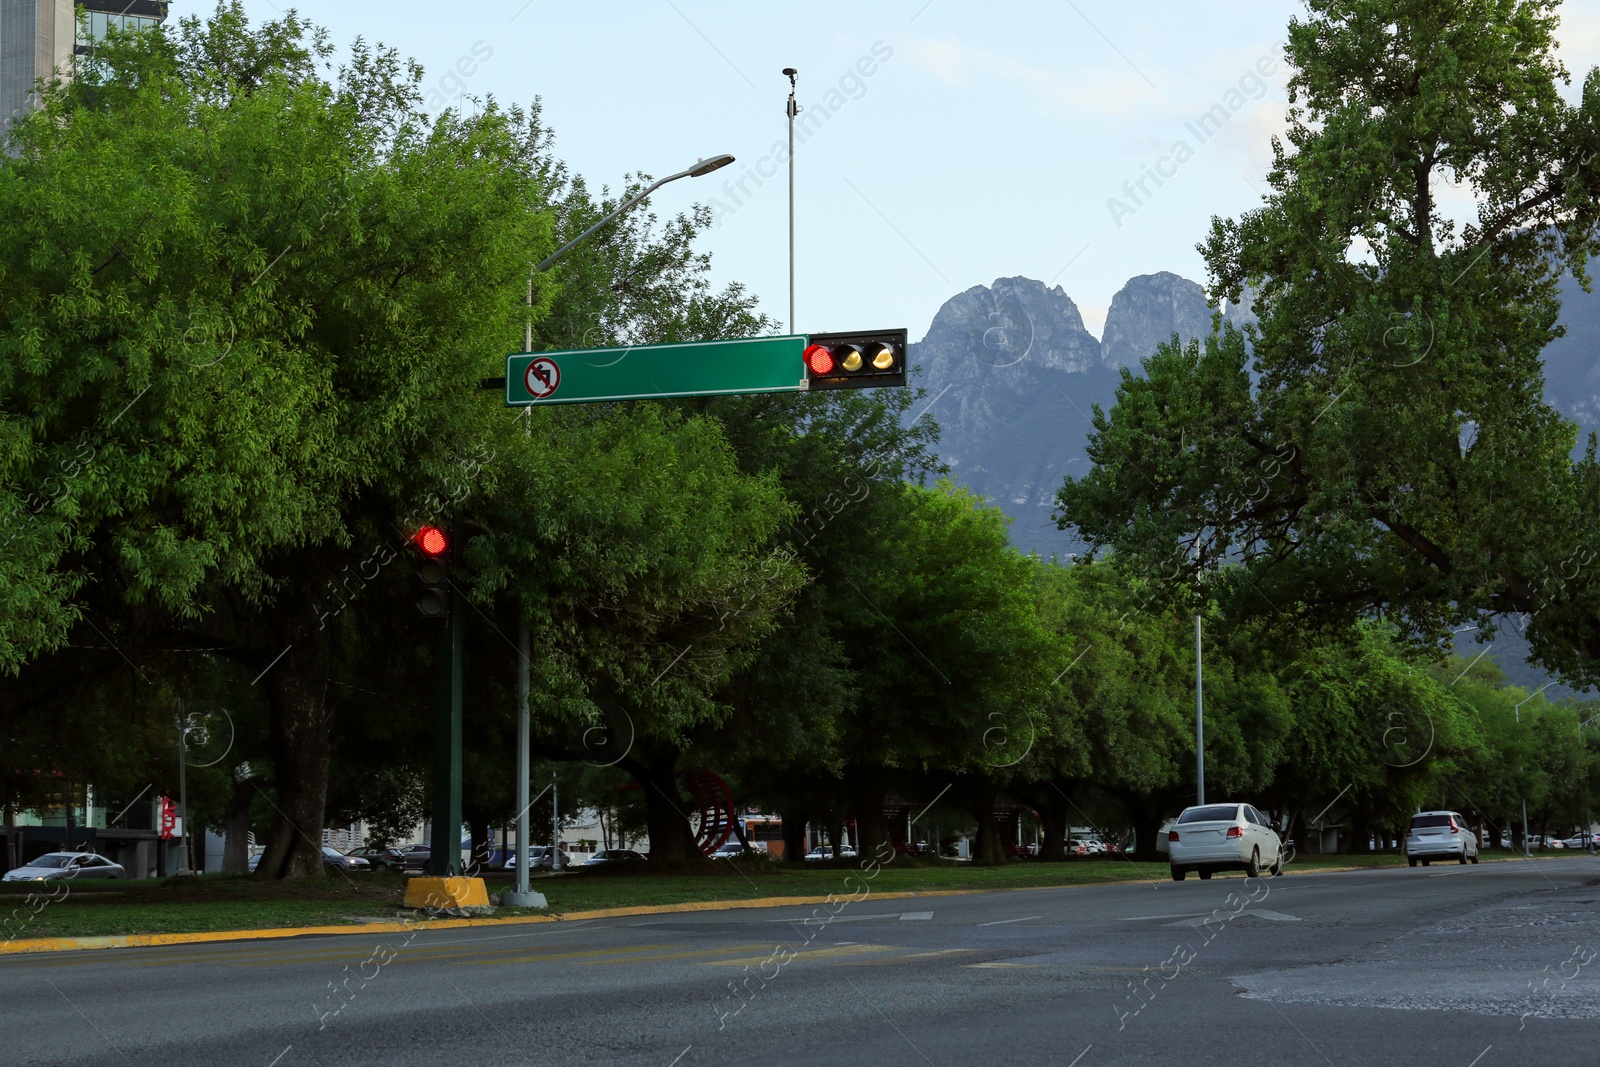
[159,796,177,839]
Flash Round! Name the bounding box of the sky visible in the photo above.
[168,1,1600,341]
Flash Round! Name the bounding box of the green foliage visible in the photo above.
[1056,0,1600,685]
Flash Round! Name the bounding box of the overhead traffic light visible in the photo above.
[414,524,451,621]
[802,328,908,391]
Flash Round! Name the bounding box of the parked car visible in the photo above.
[322,847,370,873]
[502,846,572,869]
[1168,802,1284,881]
[586,848,648,865]
[382,845,431,872]
[804,846,857,860]
[708,842,749,860]
[3,852,125,882]
[1405,811,1479,867]
[346,847,389,868]
[1559,833,1596,850]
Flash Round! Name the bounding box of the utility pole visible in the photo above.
[1195,614,1205,806]
[176,698,189,875]
[1513,686,1548,859]
[551,769,562,871]
[784,67,798,333]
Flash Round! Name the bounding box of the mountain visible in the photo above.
[909,272,1210,558]
[908,269,1600,694]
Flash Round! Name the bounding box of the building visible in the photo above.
[1,0,167,132]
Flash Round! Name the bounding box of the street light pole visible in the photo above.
[783,68,798,332]
[1195,614,1205,806]
[498,151,734,907]
[176,698,189,876]
[1513,685,1550,858]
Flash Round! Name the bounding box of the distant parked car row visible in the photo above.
[804,845,858,860]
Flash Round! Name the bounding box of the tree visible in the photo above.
[1056,0,1600,685]
[0,4,558,876]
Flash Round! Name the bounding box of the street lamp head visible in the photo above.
[689,154,736,178]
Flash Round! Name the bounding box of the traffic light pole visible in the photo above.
[428,517,464,877]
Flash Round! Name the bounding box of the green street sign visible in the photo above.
[505,334,808,406]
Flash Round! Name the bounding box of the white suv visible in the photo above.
[1405,811,1479,867]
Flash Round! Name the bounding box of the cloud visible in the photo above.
[1554,6,1600,75]
[903,36,1164,119]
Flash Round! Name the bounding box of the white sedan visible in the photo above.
[3,852,126,882]
[1168,803,1284,881]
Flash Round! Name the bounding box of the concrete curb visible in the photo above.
[0,857,1554,957]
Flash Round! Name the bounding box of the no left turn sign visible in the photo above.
[524,357,561,399]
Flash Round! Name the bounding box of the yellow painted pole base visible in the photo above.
[403,877,490,910]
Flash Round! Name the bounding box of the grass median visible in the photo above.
[0,850,1546,942]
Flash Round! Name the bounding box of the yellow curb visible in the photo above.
[0,856,1552,957]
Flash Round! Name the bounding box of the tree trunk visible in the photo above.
[970,788,1005,866]
[1347,809,1371,854]
[1129,808,1162,861]
[1487,822,1504,849]
[850,771,889,865]
[779,806,810,863]
[1038,802,1068,862]
[628,753,698,863]
[254,618,333,880]
[826,811,846,861]
[220,777,254,876]
[467,816,491,875]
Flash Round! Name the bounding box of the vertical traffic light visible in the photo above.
[802,329,908,391]
[415,524,451,621]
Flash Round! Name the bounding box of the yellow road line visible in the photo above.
[700,944,900,967]
[466,943,773,967]
[842,948,983,966]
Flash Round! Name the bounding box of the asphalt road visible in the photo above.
[5,857,1599,1067]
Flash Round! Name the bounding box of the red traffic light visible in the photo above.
[416,525,448,557]
[804,344,836,376]
[802,330,908,391]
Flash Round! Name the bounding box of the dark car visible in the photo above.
[346,846,389,868]
[586,848,647,865]
[380,845,431,872]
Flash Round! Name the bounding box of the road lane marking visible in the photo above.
[899,911,933,921]
[1247,909,1302,922]
[576,944,786,966]
[843,949,981,966]
[464,944,758,966]
[965,961,1042,969]
[702,944,899,967]
[977,915,1042,926]
[1117,911,1214,922]
[765,912,904,924]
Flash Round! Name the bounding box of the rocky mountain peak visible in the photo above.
[1100,272,1214,369]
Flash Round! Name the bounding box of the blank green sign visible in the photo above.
[505,334,809,406]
